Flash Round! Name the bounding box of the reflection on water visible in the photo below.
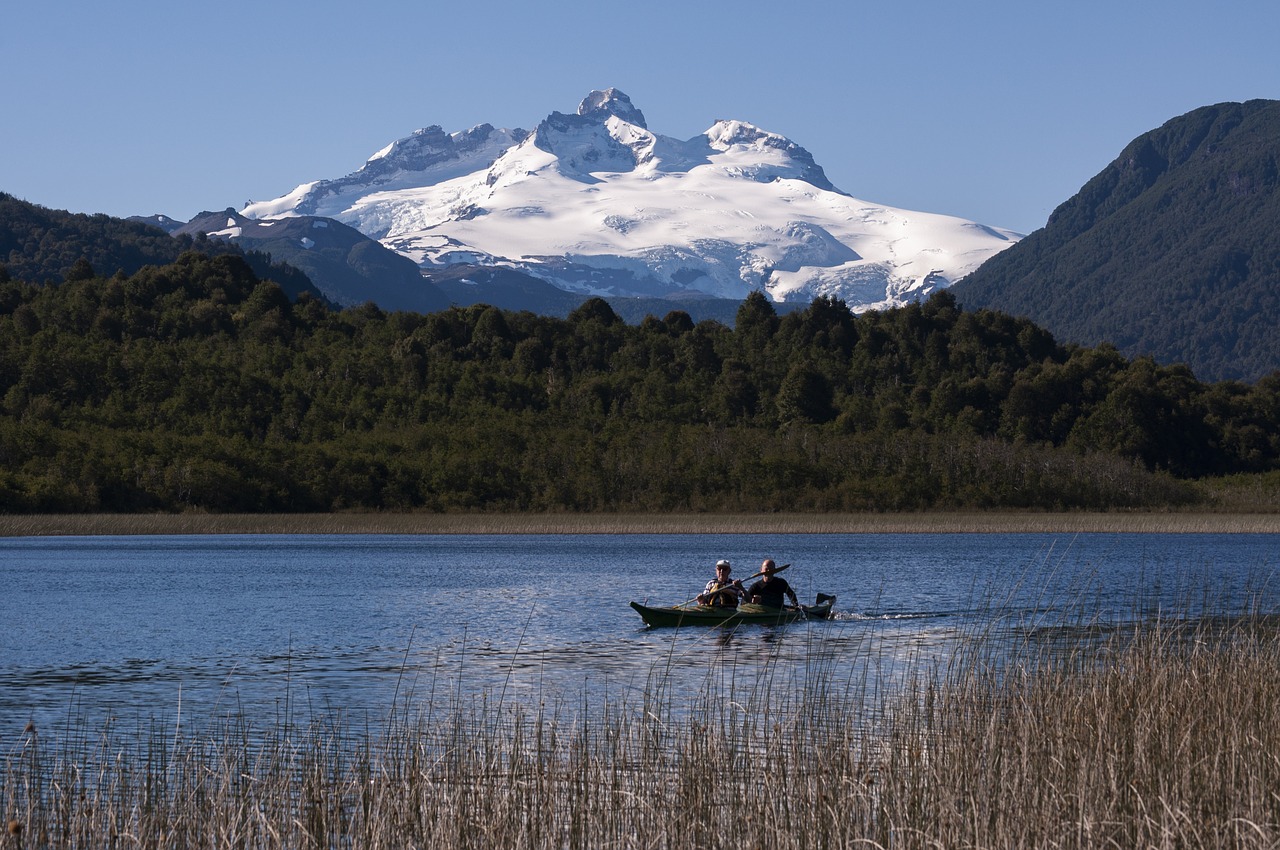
[2,532,1277,741]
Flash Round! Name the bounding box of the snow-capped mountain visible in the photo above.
[243,89,1021,310]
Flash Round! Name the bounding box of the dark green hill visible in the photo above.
[952,100,1280,382]
[1,193,321,301]
[2,192,187,283]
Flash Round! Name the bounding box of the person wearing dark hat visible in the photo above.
[696,559,744,608]
[746,558,798,609]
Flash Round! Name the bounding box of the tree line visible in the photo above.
[1,249,1277,514]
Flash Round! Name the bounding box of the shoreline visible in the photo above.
[2,511,1278,536]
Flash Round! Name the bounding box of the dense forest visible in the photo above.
[953,100,1280,383]
[1,192,320,300]
[2,246,1278,514]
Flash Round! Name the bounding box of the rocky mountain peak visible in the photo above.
[577,88,647,129]
[532,90,653,169]
[705,119,839,193]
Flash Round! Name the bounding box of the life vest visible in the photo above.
[705,580,739,608]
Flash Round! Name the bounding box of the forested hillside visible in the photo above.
[1,192,321,300]
[2,247,1278,514]
[953,100,1280,382]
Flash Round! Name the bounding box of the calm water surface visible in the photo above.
[2,533,1277,737]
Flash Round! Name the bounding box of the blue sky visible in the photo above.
[3,0,1278,235]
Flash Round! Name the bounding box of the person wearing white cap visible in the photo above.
[696,559,745,608]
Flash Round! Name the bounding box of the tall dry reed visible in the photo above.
[4,511,1279,537]
[3,618,1278,849]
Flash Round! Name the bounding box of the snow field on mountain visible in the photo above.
[242,89,1020,306]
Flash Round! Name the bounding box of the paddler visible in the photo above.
[745,558,799,609]
[696,559,745,608]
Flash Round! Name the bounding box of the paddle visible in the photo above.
[683,563,791,608]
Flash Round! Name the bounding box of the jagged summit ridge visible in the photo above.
[577,88,647,128]
[243,90,1020,308]
[244,124,527,224]
[703,119,838,192]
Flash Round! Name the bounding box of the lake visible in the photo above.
[3,532,1277,740]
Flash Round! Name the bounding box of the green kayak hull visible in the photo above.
[630,596,835,628]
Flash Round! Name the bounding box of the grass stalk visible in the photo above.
[3,615,1278,848]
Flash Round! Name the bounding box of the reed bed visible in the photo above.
[4,615,1279,849]
[3,510,1279,537]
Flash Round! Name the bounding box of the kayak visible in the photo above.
[630,594,836,628]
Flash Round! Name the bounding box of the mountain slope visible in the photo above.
[175,210,449,312]
[244,89,1020,310]
[952,99,1280,382]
